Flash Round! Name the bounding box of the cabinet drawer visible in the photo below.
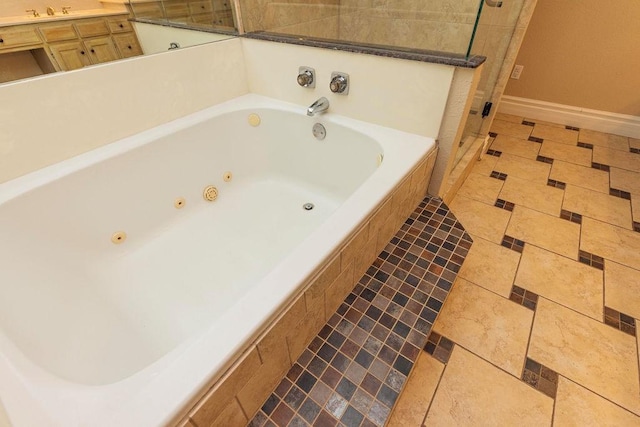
[0,26,42,50]
[112,33,143,58]
[39,23,78,42]
[164,1,190,20]
[131,3,164,20]
[75,19,110,38]
[108,17,133,33]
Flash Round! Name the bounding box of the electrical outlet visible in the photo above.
[511,65,524,80]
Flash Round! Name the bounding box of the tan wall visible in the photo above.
[504,0,640,116]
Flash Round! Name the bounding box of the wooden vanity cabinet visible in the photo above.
[40,15,142,71]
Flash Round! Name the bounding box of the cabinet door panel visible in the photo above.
[108,18,133,34]
[49,41,90,70]
[84,36,119,64]
[112,33,143,58]
[0,26,42,50]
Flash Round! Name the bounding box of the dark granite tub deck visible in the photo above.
[248,196,472,427]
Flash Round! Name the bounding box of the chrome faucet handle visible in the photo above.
[297,66,316,88]
[62,6,71,14]
[26,9,40,17]
[330,72,349,95]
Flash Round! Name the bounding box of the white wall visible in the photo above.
[241,38,454,138]
[133,23,234,55]
[0,38,248,184]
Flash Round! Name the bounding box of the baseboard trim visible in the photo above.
[498,96,640,139]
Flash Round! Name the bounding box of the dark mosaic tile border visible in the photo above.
[536,155,554,164]
[522,358,559,398]
[566,125,580,131]
[486,149,502,157]
[560,209,582,225]
[424,332,454,364]
[609,188,631,200]
[489,132,498,138]
[528,136,544,143]
[634,222,640,233]
[578,250,604,270]
[522,120,536,127]
[509,285,538,311]
[501,235,525,253]
[249,197,472,427]
[577,142,593,150]
[547,179,566,190]
[592,162,610,172]
[490,171,508,181]
[495,198,515,212]
[604,307,637,337]
[630,147,640,154]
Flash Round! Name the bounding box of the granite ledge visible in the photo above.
[243,32,486,69]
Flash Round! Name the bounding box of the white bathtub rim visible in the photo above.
[0,94,436,427]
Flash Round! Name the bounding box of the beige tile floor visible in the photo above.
[388,115,640,426]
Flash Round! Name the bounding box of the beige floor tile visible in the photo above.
[490,119,533,140]
[549,160,610,194]
[634,197,640,223]
[456,173,503,204]
[449,195,511,244]
[493,153,551,184]
[471,154,499,176]
[554,377,640,426]
[631,138,640,150]
[524,118,566,128]
[611,167,640,195]
[434,279,533,377]
[494,112,523,124]
[605,261,640,319]
[594,146,640,172]
[499,175,564,216]
[490,135,540,160]
[506,206,580,259]
[563,184,632,229]
[529,298,640,415]
[388,353,443,426]
[515,245,603,320]
[532,123,579,145]
[581,217,640,270]
[458,236,520,297]
[579,129,630,151]
[539,140,592,167]
[425,346,553,426]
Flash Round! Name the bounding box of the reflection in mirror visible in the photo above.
[0,0,237,86]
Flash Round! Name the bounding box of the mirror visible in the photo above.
[0,0,238,85]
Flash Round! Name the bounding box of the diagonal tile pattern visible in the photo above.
[389,117,640,426]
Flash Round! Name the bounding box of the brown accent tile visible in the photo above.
[634,222,640,233]
[494,198,515,211]
[631,147,640,154]
[578,250,605,270]
[578,142,594,149]
[271,401,295,425]
[522,120,536,126]
[509,285,539,311]
[609,188,632,200]
[424,332,454,364]
[547,178,566,189]
[592,162,611,172]
[487,149,502,157]
[604,306,637,337]
[490,170,508,180]
[566,125,580,131]
[501,235,525,253]
[560,209,582,224]
[529,136,544,143]
[521,358,559,398]
[536,155,554,164]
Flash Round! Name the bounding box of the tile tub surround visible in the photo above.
[388,116,640,425]
[249,197,472,427]
[178,149,439,426]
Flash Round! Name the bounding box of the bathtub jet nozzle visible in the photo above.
[307,97,330,116]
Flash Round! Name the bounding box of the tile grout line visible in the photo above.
[421,354,448,425]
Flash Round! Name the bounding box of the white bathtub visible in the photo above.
[0,94,435,426]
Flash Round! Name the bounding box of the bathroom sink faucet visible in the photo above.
[307,97,329,116]
[46,6,55,15]
[26,9,40,17]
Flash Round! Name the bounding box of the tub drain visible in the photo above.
[303,203,314,211]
